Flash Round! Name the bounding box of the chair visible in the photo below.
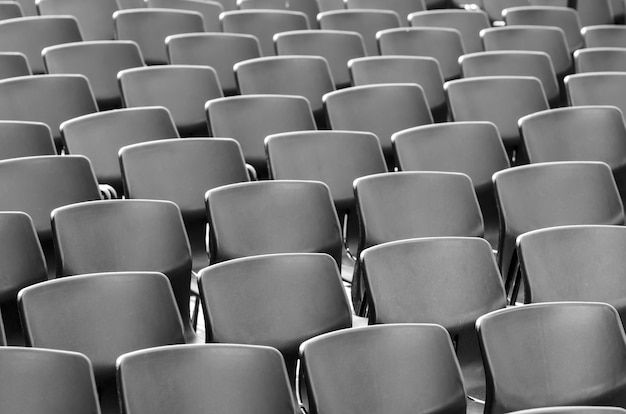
[510,408,626,414]
[0,212,47,345]
[502,6,583,54]
[0,347,100,413]
[377,27,465,81]
[220,10,309,56]
[360,237,506,401]
[565,72,626,122]
[117,344,297,414]
[0,121,55,160]
[265,130,387,276]
[199,253,358,383]
[237,0,287,9]
[481,26,572,80]
[0,74,98,152]
[581,25,626,48]
[517,225,626,323]
[574,47,626,73]
[445,76,549,160]
[459,51,561,108]
[323,83,433,168]
[274,29,366,89]
[343,0,426,25]
[408,9,490,54]
[0,156,101,278]
[576,0,614,26]
[43,41,145,110]
[519,106,626,204]
[0,1,22,20]
[113,9,205,65]
[146,0,223,32]
[50,200,197,342]
[392,122,510,248]
[289,0,320,28]
[348,56,447,122]
[351,171,484,312]
[493,162,625,300]
[298,324,467,414]
[18,272,187,413]
[477,302,626,414]
[0,52,30,79]
[166,33,261,96]
[234,55,334,127]
[0,15,82,74]
[205,94,316,178]
[118,65,222,137]
[36,0,118,40]
[120,138,250,272]
[318,9,401,56]
[205,180,342,265]
[61,107,180,195]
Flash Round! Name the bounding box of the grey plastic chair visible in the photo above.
[582,25,626,48]
[565,72,626,123]
[166,32,261,96]
[36,0,118,40]
[0,52,29,79]
[574,47,626,73]
[0,121,55,160]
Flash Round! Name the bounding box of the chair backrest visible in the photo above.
[43,40,144,110]
[343,0,425,25]
[323,83,433,164]
[36,0,118,40]
[0,16,82,74]
[18,272,186,384]
[199,253,352,380]
[318,9,401,56]
[477,302,626,414]
[348,56,447,122]
[445,76,549,153]
[0,51,29,79]
[574,47,626,73]
[0,347,101,414]
[459,51,560,107]
[220,10,309,56]
[361,237,506,397]
[576,0,614,26]
[113,9,205,65]
[289,0,320,28]
[565,72,626,121]
[205,180,342,265]
[481,26,572,78]
[0,155,100,244]
[480,0,529,22]
[502,5,583,54]
[299,324,467,414]
[51,200,195,340]
[377,27,464,81]
[518,225,626,319]
[205,94,316,177]
[493,161,625,288]
[120,138,250,271]
[119,65,222,137]
[117,344,297,414]
[234,55,334,122]
[0,121,55,160]
[265,130,387,214]
[166,32,261,96]
[146,0,223,31]
[0,212,47,304]
[582,25,626,48]
[408,9,490,54]
[519,105,626,169]
[275,29,366,89]
[0,74,98,152]
[61,106,180,194]
[392,122,509,247]
[0,1,23,20]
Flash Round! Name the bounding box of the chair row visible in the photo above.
[5,297,626,414]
